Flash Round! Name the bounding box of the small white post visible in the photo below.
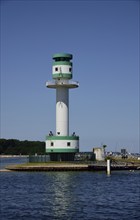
[107,159,111,175]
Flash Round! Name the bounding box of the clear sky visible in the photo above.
[1,0,139,153]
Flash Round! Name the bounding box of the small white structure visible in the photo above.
[93,147,105,161]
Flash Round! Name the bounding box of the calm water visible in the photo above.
[0,158,140,220]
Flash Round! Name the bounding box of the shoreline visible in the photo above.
[1,156,140,172]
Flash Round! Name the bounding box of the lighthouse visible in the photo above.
[46,53,79,161]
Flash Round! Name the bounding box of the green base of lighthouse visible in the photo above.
[45,135,79,161]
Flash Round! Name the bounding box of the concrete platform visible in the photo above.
[6,164,88,171]
[5,163,140,172]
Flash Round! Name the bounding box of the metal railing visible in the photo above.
[46,80,79,87]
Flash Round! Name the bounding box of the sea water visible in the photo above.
[0,157,140,220]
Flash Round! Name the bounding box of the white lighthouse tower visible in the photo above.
[46,53,79,161]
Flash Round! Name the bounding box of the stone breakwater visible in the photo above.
[4,162,140,172]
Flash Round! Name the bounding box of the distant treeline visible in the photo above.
[0,139,45,155]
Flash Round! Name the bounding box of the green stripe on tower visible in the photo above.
[46,148,79,153]
[53,61,72,66]
[46,136,79,140]
[53,73,72,79]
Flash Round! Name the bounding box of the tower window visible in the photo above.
[69,67,72,72]
[67,142,71,146]
[55,67,58,71]
[51,142,54,146]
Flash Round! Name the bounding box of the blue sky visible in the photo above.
[1,0,139,153]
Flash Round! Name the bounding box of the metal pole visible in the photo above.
[107,159,111,175]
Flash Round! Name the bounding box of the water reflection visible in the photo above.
[44,172,75,218]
